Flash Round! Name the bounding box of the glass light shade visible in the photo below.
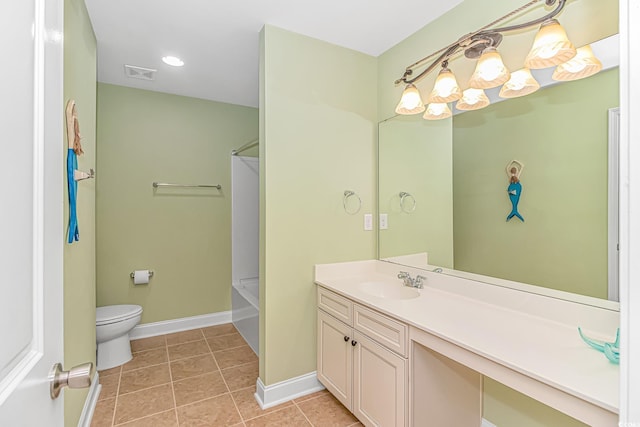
[423,103,452,120]
[455,88,490,111]
[427,67,462,103]
[552,44,603,81]
[395,84,425,115]
[499,68,540,98]
[525,19,576,69]
[468,48,510,89]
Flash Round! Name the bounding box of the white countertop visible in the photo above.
[315,260,620,414]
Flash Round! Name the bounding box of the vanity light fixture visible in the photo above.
[393,0,602,120]
[423,103,452,120]
[455,88,490,111]
[395,83,426,115]
[499,68,540,98]
[427,62,462,103]
[524,19,576,69]
[467,47,511,89]
[552,44,603,81]
[162,55,184,67]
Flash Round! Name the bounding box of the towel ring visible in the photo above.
[343,190,362,215]
[399,191,416,213]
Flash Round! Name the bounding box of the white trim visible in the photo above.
[481,419,497,427]
[78,372,102,427]
[129,311,232,340]
[608,107,620,302]
[254,372,325,409]
[32,0,46,366]
[619,0,640,421]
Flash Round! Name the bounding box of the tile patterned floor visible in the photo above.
[91,324,362,427]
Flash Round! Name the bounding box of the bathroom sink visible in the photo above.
[358,281,420,300]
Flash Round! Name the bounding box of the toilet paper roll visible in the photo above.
[133,270,151,285]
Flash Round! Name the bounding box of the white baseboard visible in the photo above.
[482,419,497,427]
[130,311,232,340]
[254,372,325,409]
[78,372,101,427]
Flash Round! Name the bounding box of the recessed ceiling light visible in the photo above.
[162,56,184,67]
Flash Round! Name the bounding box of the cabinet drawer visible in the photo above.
[354,304,408,357]
[318,286,353,325]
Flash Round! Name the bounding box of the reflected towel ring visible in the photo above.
[343,190,362,215]
[399,191,416,213]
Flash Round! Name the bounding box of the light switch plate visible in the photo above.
[364,214,373,231]
[380,213,388,230]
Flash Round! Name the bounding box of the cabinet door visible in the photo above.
[353,331,407,427]
[317,310,353,410]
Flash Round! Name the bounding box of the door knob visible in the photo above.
[49,362,93,399]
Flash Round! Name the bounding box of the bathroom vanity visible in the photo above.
[315,260,619,427]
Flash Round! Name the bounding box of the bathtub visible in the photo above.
[232,278,259,355]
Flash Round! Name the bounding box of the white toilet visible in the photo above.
[96,305,143,371]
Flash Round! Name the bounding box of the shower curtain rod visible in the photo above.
[231,139,259,156]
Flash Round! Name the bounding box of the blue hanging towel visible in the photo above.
[67,148,79,243]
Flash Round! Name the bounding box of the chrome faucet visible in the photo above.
[397,271,426,289]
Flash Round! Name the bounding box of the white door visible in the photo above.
[0,0,65,425]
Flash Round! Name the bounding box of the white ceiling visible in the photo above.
[84,0,462,108]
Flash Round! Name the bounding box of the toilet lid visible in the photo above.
[96,304,143,326]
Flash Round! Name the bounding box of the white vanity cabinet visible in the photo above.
[315,260,620,427]
[317,286,408,427]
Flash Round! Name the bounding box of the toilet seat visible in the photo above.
[97,304,143,326]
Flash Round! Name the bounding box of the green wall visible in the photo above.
[483,378,587,427]
[378,115,453,267]
[453,68,619,299]
[375,0,618,425]
[63,0,97,425]
[260,25,377,384]
[96,84,257,323]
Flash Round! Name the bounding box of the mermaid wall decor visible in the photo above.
[65,100,82,243]
[506,160,524,222]
[65,100,96,243]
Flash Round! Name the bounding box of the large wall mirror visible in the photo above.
[378,35,620,309]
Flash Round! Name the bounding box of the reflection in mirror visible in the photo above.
[379,50,619,306]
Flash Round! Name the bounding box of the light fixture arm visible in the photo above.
[396,45,459,85]
[395,0,567,86]
[484,0,565,35]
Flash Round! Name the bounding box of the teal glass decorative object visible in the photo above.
[577,327,620,364]
[603,342,620,364]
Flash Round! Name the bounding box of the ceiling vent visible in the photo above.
[124,64,157,81]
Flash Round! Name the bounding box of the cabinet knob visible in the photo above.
[351,340,358,346]
[344,336,350,342]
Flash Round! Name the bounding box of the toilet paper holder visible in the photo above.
[130,270,154,279]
